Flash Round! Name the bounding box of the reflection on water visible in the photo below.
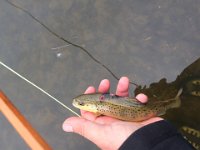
[180,126,200,150]
[4,0,138,87]
[135,58,200,149]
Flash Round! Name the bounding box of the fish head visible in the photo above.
[72,93,103,113]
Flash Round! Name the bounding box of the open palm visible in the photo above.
[63,77,162,150]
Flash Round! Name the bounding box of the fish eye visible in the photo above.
[79,102,84,106]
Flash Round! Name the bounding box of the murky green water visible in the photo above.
[0,0,199,149]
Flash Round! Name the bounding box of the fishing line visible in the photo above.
[4,0,139,87]
[0,60,80,117]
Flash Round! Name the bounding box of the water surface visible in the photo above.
[0,0,200,149]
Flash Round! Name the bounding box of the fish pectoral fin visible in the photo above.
[93,112,102,117]
[157,110,166,116]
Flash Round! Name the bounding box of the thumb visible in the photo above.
[63,117,105,144]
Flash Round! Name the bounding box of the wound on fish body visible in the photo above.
[72,89,182,122]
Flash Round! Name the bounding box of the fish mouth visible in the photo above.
[72,101,78,108]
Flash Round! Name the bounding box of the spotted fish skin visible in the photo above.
[72,89,182,122]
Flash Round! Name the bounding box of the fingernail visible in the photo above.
[63,124,73,132]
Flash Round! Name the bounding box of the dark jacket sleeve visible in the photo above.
[119,120,195,150]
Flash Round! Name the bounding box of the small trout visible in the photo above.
[72,89,182,121]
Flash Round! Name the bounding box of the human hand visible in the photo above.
[63,77,162,150]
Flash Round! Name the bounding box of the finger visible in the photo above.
[94,116,119,124]
[63,117,107,145]
[98,79,110,93]
[116,76,129,96]
[81,111,99,121]
[81,111,118,123]
[81,112,120,124]
[84,86,96,94]
[136,93,148,103]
